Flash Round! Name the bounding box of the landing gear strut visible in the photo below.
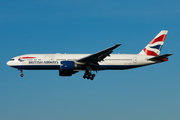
[83,71,95,80]
[19,69,24,77]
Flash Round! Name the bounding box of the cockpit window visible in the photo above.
[10,59,15,61]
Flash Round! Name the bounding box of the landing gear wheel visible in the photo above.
[90,76,94,80]
[92,74,95,77]
[20,74,24,77]
[18,69,24,77]
[83,71,96,80]
[83,75,86,79]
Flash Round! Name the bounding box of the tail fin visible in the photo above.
[139,30,168,56]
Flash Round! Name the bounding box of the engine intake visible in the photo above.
[59,61,75,76]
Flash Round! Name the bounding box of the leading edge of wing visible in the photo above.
[76,44,121,63]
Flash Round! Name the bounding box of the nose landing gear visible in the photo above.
[18,69,24,77]
[20,73,24,77]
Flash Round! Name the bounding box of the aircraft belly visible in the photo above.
[99,65,141,70]
[99,60,145,70]
[12,65,59,70]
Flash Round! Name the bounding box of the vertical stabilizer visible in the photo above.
[139,30,168,56]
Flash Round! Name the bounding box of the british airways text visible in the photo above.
[29,61,59,64]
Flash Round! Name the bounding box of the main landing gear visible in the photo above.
[83,71,95,80]
[18,69,24,77]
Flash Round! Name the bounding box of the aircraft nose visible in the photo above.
[7,61,10,66]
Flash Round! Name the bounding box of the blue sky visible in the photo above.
[0,0,179,120]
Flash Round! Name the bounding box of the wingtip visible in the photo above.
[116,44,122,46]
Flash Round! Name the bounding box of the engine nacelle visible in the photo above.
[59,61,75,76]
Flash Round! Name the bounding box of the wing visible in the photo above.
[76,44,121,64]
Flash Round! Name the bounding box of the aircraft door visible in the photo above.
[133,57,137,63]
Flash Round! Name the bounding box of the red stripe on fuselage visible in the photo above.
[19,57,36,59]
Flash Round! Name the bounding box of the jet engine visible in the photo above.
[59,61,76,76]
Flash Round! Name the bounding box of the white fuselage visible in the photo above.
[7,53,156,71]
[6,30,171,79]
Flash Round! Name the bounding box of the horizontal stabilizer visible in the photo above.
[148,53,173,61]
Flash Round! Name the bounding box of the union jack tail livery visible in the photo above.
[139,30,168,56]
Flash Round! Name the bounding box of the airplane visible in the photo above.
[7,30,173,80]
